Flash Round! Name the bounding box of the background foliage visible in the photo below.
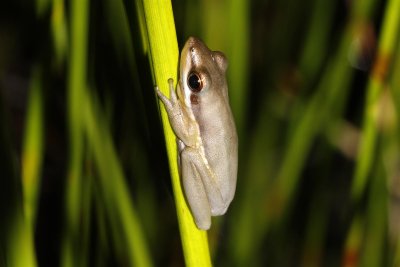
[0,0,400,266]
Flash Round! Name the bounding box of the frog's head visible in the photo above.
[179,37,228,108]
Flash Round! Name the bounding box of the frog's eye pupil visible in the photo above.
[188,72,202,92]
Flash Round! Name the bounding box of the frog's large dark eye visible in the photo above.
[187,72,203,92]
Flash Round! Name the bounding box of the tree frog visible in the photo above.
[156,37,238,230]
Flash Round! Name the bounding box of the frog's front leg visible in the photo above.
[180,147,226,230]
[156,79,185,137]
[156,79,197,147]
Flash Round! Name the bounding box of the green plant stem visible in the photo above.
[140,0,212,266]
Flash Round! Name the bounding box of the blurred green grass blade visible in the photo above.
[299,0,335,87]
[352,0,379,18]
[139,0,212,265]
[134,0,150,56]
[8,213,37,267]
[22,66,44,228]
[300,191,329,267]
[202,0,227,47]
[83,91,152,267]
[342,216,363,266]
[62,0,89,265]
[380,107,399,266]
[360,162,387,267]
[7,67,42,267]
[92,189,112,267]
[103,0,133,62]
[227,0,249,136]
[51,0,68,67]
[389,28,400,137]
[80,167,92,267]
[352,0,400,201]
[36,0,51,16]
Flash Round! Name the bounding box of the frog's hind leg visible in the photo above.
[180,147,226,229]
[181,148,211,230]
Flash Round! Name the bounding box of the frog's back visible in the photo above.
[195,90,238,208]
